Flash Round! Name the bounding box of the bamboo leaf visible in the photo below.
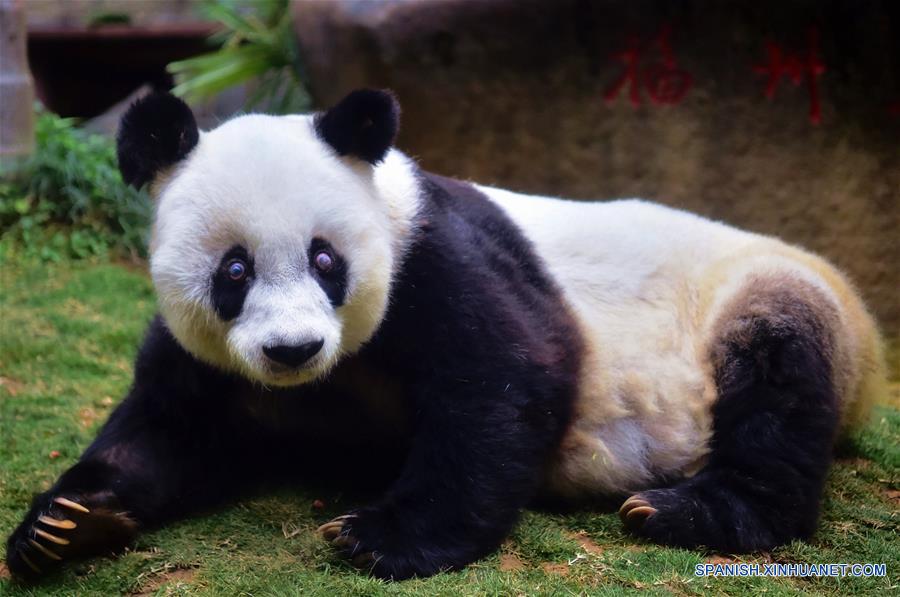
[166,0,310,113]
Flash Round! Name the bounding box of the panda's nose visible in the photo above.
[263,339,324,368]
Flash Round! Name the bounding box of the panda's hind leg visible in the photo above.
[620,275,842,552]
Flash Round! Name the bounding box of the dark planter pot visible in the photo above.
[27,23,215,118]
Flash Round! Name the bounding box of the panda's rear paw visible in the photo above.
[620,487,712,549]
[618,494,658,531]
[6,493,138,580]
[318,509,449,580]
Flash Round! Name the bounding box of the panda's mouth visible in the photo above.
[260,357,327,387]
[267,356,317,373]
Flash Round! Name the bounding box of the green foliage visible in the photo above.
[168,0,311,114]
[0,109,150,261]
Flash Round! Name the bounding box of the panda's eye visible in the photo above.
[308,238,347,306]
[226,259,248,281]
[313,250,334,273]
[212,246,253,320]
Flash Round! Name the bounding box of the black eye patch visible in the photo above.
[211,245,254,321]
[309,237,348,307]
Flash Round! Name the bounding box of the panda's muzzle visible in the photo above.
[263,339,324,369]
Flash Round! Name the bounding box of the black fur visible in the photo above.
[116,92,199,188]
[6,173,582,581]
[211,245,254,321]
[626,281,841,552]
[314,89,400,164]
[331,173,584,578]
[309,237,349,307]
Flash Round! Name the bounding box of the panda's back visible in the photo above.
[477,186,882,497]
[477,188,769,367]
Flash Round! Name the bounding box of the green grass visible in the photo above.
[1,258,898,596]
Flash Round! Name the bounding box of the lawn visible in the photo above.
[1,257,897,596]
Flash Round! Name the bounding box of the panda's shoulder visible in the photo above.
[414,172,558,278]
[130,316,239,408]
[369,171,580,360]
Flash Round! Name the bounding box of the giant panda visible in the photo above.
[6,89,887,581]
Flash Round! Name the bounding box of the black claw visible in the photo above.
[332,535,356,549]
[352,551,376,568]
[28,538,62,561]
[18,549,42,573]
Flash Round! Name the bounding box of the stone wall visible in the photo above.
[25,0,197,27]
[294,0,899,331]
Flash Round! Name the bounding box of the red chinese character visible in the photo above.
[754,28,826,124]
[604,25,693,108]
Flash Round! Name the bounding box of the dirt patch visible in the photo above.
[499,553,526,572]
[568,531,604,556]
[79,407,101,428]
[705,555,738,565]
[0,562,11,580]
[837,457,873,470]
[0,376,24,397]
[132,566,197,596]
[706,553,777,566]
[833,520,858,534]
[883,489,900,505]
[63,298,101,321]
[541,562,569,576]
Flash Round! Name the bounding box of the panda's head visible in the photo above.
[117,89,402,387]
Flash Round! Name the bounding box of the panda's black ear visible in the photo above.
[116,91,199,189]
[314,89,400,165]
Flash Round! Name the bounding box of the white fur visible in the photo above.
[477,186,853,495]
[150,114,420,387]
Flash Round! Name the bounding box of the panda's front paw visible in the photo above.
[5,492,138,581]
[318,514,378,569]
[318,508,449,580]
